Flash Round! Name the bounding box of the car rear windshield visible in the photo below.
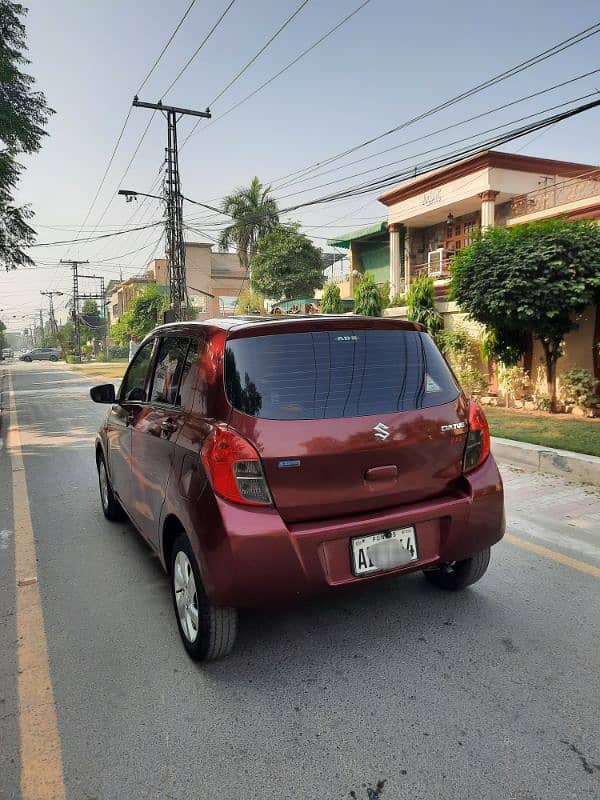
[225,329,459,420]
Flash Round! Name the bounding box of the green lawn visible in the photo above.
[485,406,600,458]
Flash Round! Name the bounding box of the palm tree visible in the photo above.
[219,177,279,274]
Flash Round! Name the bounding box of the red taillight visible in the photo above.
[201,427,272,506]
[463,401,491,473]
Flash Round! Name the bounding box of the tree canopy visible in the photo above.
[219,177,279,274]
[110,285,168,345]
[250,224,324,300]
[450,219,600,409]
[0,1,53,269]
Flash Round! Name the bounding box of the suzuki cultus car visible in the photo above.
[91,317,504,660]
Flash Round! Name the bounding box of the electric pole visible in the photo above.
[40,290,64,345]
[132,97,211,321]
[60,259,88,363]
[38,309,45,347]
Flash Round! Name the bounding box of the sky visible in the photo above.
[1,0,599,329]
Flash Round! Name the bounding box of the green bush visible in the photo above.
[437,327,487,397]
[320,283,343,314]
[96,352,108,362]
[378,281,390,310]
[354,273,382,317]
[561,367,599,408]
[389,292,406,307]
[406,275,442,335]
[109,344,128,359]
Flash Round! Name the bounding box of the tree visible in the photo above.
[219,177,279,274]
[81,299,99,314]
[450,219,600,410]
[235,289,264,315]
[406,275,443,336]
[0,1,53,270]
[354,272,382,316]
[110,285,168,345]
[320,283,344,314]
[250,224,324,300]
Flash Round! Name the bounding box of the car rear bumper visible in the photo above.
[196,455,505,608]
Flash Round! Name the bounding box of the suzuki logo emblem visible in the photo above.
[373,422,390,441]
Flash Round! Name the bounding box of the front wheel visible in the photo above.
[23,356,32,362]
[50,355,58,362]
[423,547,491,591]
[171,533,238,661]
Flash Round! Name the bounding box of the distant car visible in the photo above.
[20,347,61,362]
[2,347,14,359]
[91,316,505,662]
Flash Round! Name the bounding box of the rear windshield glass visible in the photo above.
[225,329,459,420]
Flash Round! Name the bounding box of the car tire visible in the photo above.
[23,356,32,362]
[423,547,491,591]
[171,533,238,661]
[50,355,58,362]
[97,452,125,521]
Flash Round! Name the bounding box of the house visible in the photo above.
[107,242,244,325]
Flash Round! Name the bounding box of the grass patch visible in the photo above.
[67,361,127,382]
[485,406,600,458]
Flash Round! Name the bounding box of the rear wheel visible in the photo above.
[97,452,125,521]
[171,533,238,661]
[423,547,491,591]
[50,355,58,362]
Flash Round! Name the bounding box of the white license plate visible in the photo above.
[351,527,418,576]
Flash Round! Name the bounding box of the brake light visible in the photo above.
[201,427,272,506]
[463,401,491,473]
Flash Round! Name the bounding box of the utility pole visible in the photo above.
[40,290,64,345]
[132,97,211,321]
[60,259,88,363]
[78,273,108,360]
[38,309,44,347]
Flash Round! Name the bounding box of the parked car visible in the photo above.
[20,347,61,362]
[2,347,13,360]
[91,317,504,661]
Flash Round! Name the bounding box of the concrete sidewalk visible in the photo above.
[492,436,600,487]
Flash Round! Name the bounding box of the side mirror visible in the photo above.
[90,383,116,404]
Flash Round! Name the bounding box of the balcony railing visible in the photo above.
[412,260,452,280]
[510,174,600,218]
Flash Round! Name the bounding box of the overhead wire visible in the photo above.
[273,67,600,192]
[180,0,373,148]
[271,21,600,187]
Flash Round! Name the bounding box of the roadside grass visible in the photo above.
[486,406,600,458]
[67,360,127,382]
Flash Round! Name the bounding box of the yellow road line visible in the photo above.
[505,533,600,579]
[7,373,66,800]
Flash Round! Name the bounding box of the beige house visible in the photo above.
[377,150,600,387]
[107,242,244,325]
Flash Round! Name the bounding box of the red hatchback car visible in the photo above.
[91,316,504,660]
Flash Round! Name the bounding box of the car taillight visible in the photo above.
[201,427,272,506]
[463,401,491,473]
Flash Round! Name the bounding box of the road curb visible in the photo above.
[492,436,600,487]
[0,367,6,433]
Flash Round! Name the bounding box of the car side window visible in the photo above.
[120,340,155,403]
[177,339,201,410]
[150,337,190,406]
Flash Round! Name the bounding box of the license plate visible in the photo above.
[351,527,418,576]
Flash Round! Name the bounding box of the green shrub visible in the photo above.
[389,292,406,307]
[354,273,382,317]
[406,275,442,335]
[378,281,390,310]
[109,344,128,359]
[96,352,108,362]
[537,395,552,412]
[437,327,486,397]
[236,289,264,315]
[320,283,343,314]
[561,367,599,408]
[497,364,530,408]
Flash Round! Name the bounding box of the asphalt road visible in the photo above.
[1,362,599,800]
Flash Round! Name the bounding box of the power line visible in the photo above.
[272,21,600,186]
[160,0,239,99]
[275,91,599,201]
[137,0,199,95]
[273,67,600,191]
[180,0,373,148]
[277,97,600,213]
[29,221,162,248]
[209,0,310,106]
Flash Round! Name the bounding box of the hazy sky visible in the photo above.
[2,0,599,326]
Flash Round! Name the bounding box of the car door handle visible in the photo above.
[160,418,177,435]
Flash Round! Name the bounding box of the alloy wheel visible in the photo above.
[173,551,199,643]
